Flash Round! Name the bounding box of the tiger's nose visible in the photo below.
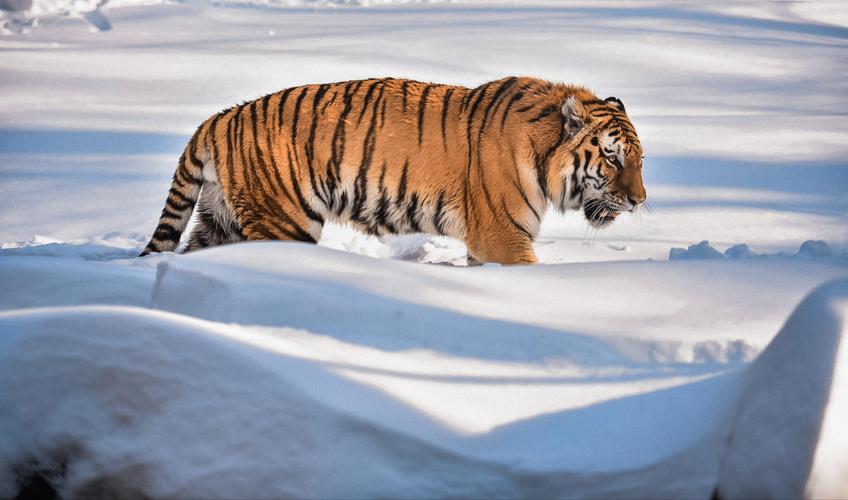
[627,194,645,212]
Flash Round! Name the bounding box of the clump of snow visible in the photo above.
[669,240,725,260]
[724,243,756,259]
[317,222,467,265]
[798,239,833,259]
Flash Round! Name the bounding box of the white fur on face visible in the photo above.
[599,131,625,165]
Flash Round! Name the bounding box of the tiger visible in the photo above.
[140,76,646,265]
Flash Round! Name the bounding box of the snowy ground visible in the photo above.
[1,0,847,497]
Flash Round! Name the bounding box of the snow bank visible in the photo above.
[0,306,520,499]
[0,305,734,498]
[147,243,848,361]
[716,279,848,498]
[2,276,845,497]
[0,234,142,260]
[669,239,844,263]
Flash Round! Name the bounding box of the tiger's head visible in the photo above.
[551,94,646,228]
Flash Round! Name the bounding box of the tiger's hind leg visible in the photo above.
[239,197,324,246]
[184,181,245,252]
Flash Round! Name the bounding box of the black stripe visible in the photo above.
[278,87,295,132]
[272,204,315,242]
[187,126,205,172]
[513,179,540,221]
[380,98,387,128]
[417,84,433,146]
[165,197,194,212]
[461,83,486,113]
[248,219,283,241]
[159,206,182,220]
[177,164,203,185]
[153,223,182,242]
[509,156,541,221]
[350,79,365,96]
[225,106,239,193]
[401,80,410,112]
[243,100,259,193]
[377,161,387,191]
[352,82,385,220]
[406,192,421,232]
[463,82,492,222]
[358,79,382,124]
[528,105,559,123]
[290,86,308,151]
[209,113,222,167]
[260,94,271,123]
[321,89,338,114]
[471,82,501,218]
[172,158,187,188]
[374,191,396,234]
[396,159,409,205]
[264,124,298,208]
[306,84,331,192]
[516,104,534,113]
[293,87,324,203]
[432,191,447,235]
[500,92,524,130]
[287,149,324,223]
[234,102,249,193]
[570,164,581,201]
[529,138,549,201]
[251,101,289,213]
[501,199,533,240]
[168,187,193,205]
[337,190,348,216]
[351,84,384,220]
[480,77,518,133]
[331,81,357,173]
[351,157,370,222]
[322,160,336,209]
[531,113,565,205]
[441,87,454,151]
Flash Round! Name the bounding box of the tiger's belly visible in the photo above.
[311,183,464,240]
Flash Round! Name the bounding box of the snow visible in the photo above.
[2,0,848,496]
[1,254,846,497]
[717,279,848,499]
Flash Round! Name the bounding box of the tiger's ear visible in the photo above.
[604,96,626,113]
[561,96,587,137]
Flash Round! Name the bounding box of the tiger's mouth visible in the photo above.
[583,200,621,228]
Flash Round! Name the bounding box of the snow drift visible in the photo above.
[1,245,846,496]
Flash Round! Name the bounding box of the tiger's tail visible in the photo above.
[139,126,208,256]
